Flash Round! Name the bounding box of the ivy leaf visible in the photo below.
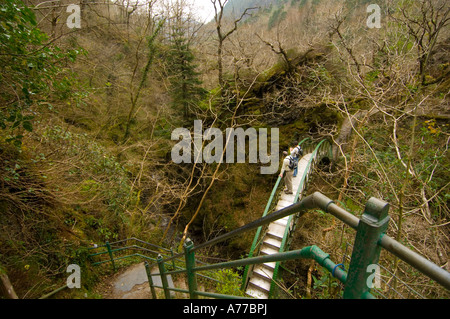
[22,120,33,132]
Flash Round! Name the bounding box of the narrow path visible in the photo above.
[97,262,175,299]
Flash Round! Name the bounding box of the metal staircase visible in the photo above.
[246,153,313,298]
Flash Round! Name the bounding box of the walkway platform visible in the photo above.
[246,154,313,298]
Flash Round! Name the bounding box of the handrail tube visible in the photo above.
[152,284,190,295]
[146,245,348,298]
[307,245,347,284]
[193,245,344,280]
[190,190,450,295]
[91,253,157,265]
[179,192,349,255]
[146,252,184,269]
[191,199,312,253]
[90,245,187,268]
[89,189,450,296]
[380,235,450,290]
[113,237,172,252]
[131,238,172,252]
[194,249,310,272]
[323,202,359,229]
[88,237,172,252]
[162,268,192,276]
[151,285,252,299]
[306,192,359,229]
[93,250,196,274]
[90,245,161,257]
[90,244,178,260]
[195,291,253,299]
[131,249,210,268]
[321,196,450,290]
[159,268,219,284]
[99,255,186,272]
[89,249,109,257]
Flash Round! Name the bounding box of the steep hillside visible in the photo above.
[223,0,277,18]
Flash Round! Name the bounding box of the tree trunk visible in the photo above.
[0,273,18,299]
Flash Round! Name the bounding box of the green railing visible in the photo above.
[88,237,174,270]
[87,237,222,290]
[271,139,333,296]
[88,192,450,299]
[241,138,314,291]
[241,138,333,297]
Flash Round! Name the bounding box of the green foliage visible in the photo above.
[0,120,140,296]
[295,0,308,7]
[0,0,81,147]
[268,6,287,30]
[312,267,342,299]
[165,26,206,123]
[42,125,137,218]
[215,268,246,297]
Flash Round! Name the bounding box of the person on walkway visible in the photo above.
[280,151,294,194]
[290,142,303,177]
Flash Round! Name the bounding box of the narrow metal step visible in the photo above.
[267,223,286,238]
[273,217,288,225]
[260,243,279,256]
[246,281,269,299]
[263,237,282,250]
[262,261,276,269]
[253,266,273,280]
[280,193,295,202]
[266,231,283,241]
[248,276,271,292]
[277,199,293,208]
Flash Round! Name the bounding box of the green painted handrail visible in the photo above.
[240,174,282,289]
[88,237,172,252]
[87,239,219,285]
[150,245,349,299]
[88,191,450,299]
[86,138,450,299]
[241,138,314,289]
[269,139,332,297]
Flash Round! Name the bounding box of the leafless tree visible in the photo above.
[210,0,257,89]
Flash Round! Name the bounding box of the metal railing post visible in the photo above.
[184,238,198,299]
[344,197,390,299]
[105,241,116,272]
[157,254,171,299]
[170,248,176,270]
[144,261,157,299]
